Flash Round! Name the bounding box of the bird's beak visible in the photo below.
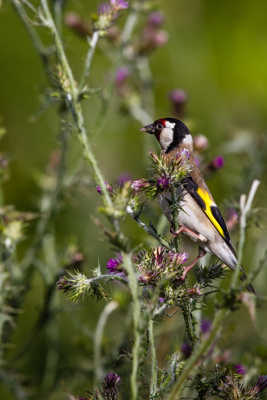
[140,123,155,134]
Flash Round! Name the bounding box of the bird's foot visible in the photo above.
[171,225,207,243]
[181,248,206,280]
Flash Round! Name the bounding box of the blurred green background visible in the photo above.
[1,0,267,398]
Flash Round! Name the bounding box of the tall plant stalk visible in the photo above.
[123,253,142,400]
[166,179,260,400]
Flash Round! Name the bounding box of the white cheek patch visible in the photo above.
[165,121,176,129]
[181,134,193,149]
[160,127,174,150]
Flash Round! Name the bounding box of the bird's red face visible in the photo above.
[141,117,191,153]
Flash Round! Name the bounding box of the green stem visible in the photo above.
[231,179,260,289]
[166,308,228,400]
[40,0,113,210]
[53,0,64,35]
[94,301,118,385]
[149,318,157,397]
[80,30,100,90]
[41,0,76,94]
[170,188,180,252]
[127,206,171,250]
[12,0,49,70]
[123,253,141,400]
[20,121,68,275]
[121,10,138,44]
[84,273,127,286]
[180,299,196,346]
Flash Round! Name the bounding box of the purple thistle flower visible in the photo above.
[181,148,190,160]
[117,173,131,186]
[213,155,224,169]
[96,182,112,195]
[234,364,246,375]
[169,89,187,117]
[147,11,164,27]
[181,342,192,359]
[159,297,165,303]
[102,372,120,399]
[57,276,72,292]
[169,89,187,104]
[153,247,165,265]
[131,178,149,192]
[253,376,267,393]
[226,207,238,231]
[209,156,224,170]
[170,251,188,264]
[64,12,90,37]
[140,26,168,54]
[115,67,130,94]
[153,30,168,47]
[106,254,123,273]
[178,252,188,264]
[98,2,112,15]
[226,208,238,231]
[110,0,128,10]
[157,176,170,189]
[200,319,212,334]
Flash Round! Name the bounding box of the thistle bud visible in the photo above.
[194,134,209,151]
[117,173,131,187]
[208,156,224,171]
[138,15,168,55]
[251,376,267,394]
[147,11,165,27]
[181,342,192,359]
[110,0,128,11]
[157,176,170,189]
[226,208,238,231]
[200,319,212,334]
[98,3,112,15]
[131,179,149,192]
[234,364,246,375]
[57,276,72,292]
[115,67,130,87]
[102,372,121,400]
[96,182,113,195]
[169,89,187,117]
[65,13,90,38]
[106,254,123,274]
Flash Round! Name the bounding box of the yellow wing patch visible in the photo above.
[196,187,225,238]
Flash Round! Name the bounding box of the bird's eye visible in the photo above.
[156,122,163,130]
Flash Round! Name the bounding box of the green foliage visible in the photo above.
[0,1,267,400]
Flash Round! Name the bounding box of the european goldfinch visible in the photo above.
[141,117,254,293]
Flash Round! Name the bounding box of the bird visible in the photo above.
[141,117,255,293]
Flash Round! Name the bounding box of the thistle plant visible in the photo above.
[0,1,266,400]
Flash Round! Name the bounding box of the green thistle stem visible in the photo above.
[123,253,141,400]
[149,318,158,396]
[232,179,260,289]
[39,0,113,210]
[166,308,228,400]
[94,301,119,385]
